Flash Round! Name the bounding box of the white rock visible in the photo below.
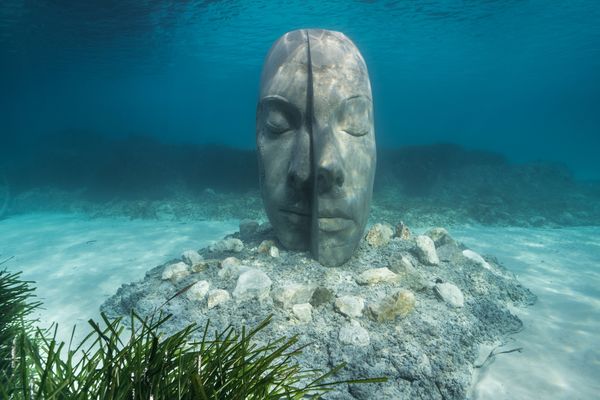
[209,238,244,253]
[339,319,370,347]
[273,284,315,309]
[233,269,272,300]
[207,289,231,309]
[186,280,210,301]
[335,295,365,318]
[356,267,399,285]
[269,246,280,258]
[292,303,313,323]
[161,262,190,283]
[218,263,250,280]
[435,282,464,308]
[181,250,203,267]
[221,256,241,269]
[415,235,439,265]
[462,249,492,270]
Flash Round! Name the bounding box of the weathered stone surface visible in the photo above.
[207,289,231,309]
[186,280,210,301]
[425,227,455,247]
[161,262,190,283]
[310,287,334,307]
[239,219,259,239]
[434,282,464,308]
[335,295,365,318]
[292,303,313,323]
[257,29,376,267]
[233,269,272,300]
[338,319,370,346]
[356,267,398,285]
[181,250,203,267]
[365,223,394,247]
[415,235,440,265]
[368,289,415,321]
[209,238,244,253]
[273,283,315,309]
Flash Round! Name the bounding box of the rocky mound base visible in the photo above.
[102,221,536,399]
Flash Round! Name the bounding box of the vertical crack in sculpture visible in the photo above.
[306,31,319,262]
[257,29,376,267]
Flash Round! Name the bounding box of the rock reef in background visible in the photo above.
[102,220,536,400]
[5,135,599,227]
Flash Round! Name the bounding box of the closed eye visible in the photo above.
[336,95,372,137]
[259,95,301,135]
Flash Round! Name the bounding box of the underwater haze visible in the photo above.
[2,1,600,399]
[1,0,600,179]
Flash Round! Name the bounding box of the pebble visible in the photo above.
[415,235,440,265]
[161,262,190,283]
[258,240,276,254]
[389,256,427,291]
[365,223,394,247]
[310,287,334,307]
[368,289,415,322]
[181,250,203,267]
[209,238,244,253]
[434,282,464,308]
[335,295,365,318]
[186,280,210,301]
[269,246,280,258]
[220,256,241,269]
[191,259,219,273]
[356,267,399,285]
[425,227,455,247]
[273,283,315,309]
[218,263,250,280]
[394,221,411,240]
[338,319,370,347]
[207,289,231,309]
[292,303,313,323]
[233,269,272,300]
[462,249,492,270]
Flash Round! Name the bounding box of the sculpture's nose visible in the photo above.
[287,132,311,192]
[316,145,345,195]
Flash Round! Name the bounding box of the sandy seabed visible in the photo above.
[1,212,598,399]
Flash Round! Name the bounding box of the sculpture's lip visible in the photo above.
[317,217,355,232]
[280,208,310,217]
[279,208,310,225]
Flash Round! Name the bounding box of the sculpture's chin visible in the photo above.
[315,225,362,267]
[269,211,310,251]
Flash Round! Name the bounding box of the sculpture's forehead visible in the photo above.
[260,29,371,99]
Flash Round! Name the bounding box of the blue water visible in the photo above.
[1,0,599,178]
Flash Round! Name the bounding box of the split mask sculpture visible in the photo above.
[256,29,376,267]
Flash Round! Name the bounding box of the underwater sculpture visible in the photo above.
[256,29,376,267]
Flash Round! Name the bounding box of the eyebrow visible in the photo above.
[344,94,372,102]
[259,95,293,107]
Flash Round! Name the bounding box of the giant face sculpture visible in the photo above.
[256,29,376,267]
